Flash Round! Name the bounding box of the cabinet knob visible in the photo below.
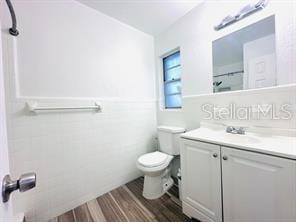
[222,156,228,160]
[212,153,218,158]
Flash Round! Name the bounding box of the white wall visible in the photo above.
[155,0,296,177]
[1,0,156,99]
[155,0,296,129]
[1,1,157,221]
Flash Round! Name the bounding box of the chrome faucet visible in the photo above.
[226,126,245,135]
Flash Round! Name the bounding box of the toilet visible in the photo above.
[137,126,185,199]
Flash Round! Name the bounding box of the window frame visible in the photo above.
[162,50,182,109]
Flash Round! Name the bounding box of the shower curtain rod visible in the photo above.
[5,0,19,36]
[213,70,244,78]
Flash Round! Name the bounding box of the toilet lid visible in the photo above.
[138,151,168,167]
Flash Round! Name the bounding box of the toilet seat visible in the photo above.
[138,151,168,168]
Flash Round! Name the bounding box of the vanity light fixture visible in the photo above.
[214,0,269,31]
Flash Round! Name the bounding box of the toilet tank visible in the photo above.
[157,126,185,155]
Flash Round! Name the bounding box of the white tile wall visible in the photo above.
[155,0,296,131]
[158,84,296,130]
[6,98,157,222]
[0,1,157,221]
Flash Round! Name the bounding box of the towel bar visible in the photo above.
[26,102,101,113]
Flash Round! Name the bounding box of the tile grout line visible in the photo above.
[108,192,130,222]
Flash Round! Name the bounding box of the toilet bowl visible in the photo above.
[137,126,185,200]
[137,151,174,199]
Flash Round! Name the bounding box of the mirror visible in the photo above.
[212,16,276,93]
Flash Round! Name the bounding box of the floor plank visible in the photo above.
[126,179,183,222]
[73,204,94,222]
[123,185,156,219]
[168,184,179,199]
[86,199,107,222]
[110,186,156,222]
[51,177,190,222]
[96,193,129,222]
[57,210,75,222]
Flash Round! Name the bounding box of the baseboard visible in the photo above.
[183,201,213,222]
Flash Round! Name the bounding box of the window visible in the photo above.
[163,51,181,109]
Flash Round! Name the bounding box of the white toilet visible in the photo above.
[137,126,185,199]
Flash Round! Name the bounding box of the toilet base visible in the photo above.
[143,175,174,200]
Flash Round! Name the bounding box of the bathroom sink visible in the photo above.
[181,122,296,160]
[223,134,261,144]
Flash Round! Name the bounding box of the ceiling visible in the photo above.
[76,0,204,36]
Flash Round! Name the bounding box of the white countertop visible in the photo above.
[181,126,296,160]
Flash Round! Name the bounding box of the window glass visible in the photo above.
[164,66,181,81]
[164,81,181,95]
[165,94,182,108]
[163,52,180,70]
[163,51,181,109]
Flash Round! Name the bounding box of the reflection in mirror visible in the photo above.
[212,16,276,93]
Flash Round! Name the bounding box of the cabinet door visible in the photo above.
[222,147,296,222]
[181,139,222,222]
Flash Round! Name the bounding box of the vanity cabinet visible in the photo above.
[222,147,296,222]
[181,139,296,222]
[180,140,222,222]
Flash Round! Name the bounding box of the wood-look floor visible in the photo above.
[49,177,190,222]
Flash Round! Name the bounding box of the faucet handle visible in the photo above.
[237,127,246,134]
[226,125,247,134]
[226,126,234,133]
